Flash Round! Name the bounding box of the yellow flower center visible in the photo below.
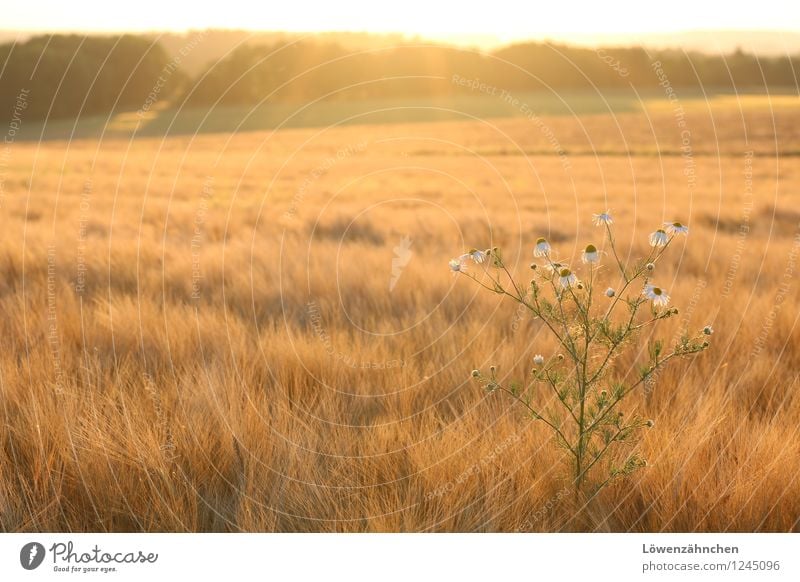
[653,287,662,295]
[559,268,571,277]
[585,244,597,253]
[536,237,547,245]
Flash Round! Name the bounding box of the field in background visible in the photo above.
[0,99,799,532]
[16,89,800,142]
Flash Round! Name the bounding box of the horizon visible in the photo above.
[3,0,799,53]
[2,27,800,56]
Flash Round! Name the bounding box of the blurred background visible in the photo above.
[2,0,799,138]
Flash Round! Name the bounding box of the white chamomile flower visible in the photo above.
[558,268,578,289]
[533,354,545,366]
[581,244,600,264]
[449,258,465,272]
[605,287,615,297]
[649,229,669,247]
[533,237,551,257]
[643,284,670,307]
[460,249,486,264]
[592,210,613,226]
[664,221,689,235]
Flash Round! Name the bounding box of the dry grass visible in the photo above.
[1,101,799,532]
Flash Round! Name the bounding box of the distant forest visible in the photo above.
[0,35,185,120]
[1,32,798,121]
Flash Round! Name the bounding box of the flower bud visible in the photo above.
[471,369,480,378]
[646,262,655,271]
[605,287,615,298]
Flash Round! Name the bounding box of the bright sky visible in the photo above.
[5,0,800,40]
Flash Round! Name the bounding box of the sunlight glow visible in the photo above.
[5,0,800,43]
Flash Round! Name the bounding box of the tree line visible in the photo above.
[1,34,797,121]
[181,41,799,106]
[0,35,185,121]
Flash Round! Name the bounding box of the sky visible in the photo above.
[4,0,800,42]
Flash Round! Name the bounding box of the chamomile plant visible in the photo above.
[450,212,710,498]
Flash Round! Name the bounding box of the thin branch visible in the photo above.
[494,385,576,457]
[577,426,624,481]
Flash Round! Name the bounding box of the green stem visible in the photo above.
[495,385,576,457]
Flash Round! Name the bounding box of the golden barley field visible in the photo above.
[1,96,799,532]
